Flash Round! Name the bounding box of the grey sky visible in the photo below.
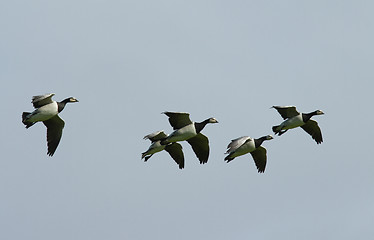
[1,0,373,239]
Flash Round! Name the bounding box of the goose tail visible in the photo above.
[22,112,35,128]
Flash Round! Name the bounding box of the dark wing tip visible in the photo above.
[301,120,323,144]
[43,115,65,157]
[187,134,210,164]
[47,151,55,157]
[250,147,267,174]
[165,143,185,169]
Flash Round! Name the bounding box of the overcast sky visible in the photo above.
[1,0,373,239]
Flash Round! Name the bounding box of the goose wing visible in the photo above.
[163,112,192,130]
[300,120,323,144]
[143,154,153,161]
[43,115,65,156]
[226,136,251,153]
[144,131,168,142]
[165,143,185,169]
[272,106,299,119]
[32,93,55,108]
[250,146,267,173]
[187,133,209,164]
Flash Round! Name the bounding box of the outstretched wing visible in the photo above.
[226,136,251,153]
[32,93,55,108]
[250,146,267,173]
[165,143,185,169]
[43,115,65,156]
[143,131,168,142]
[187,133,209,164]
[162,112,192,130]
[272,106,299,119]
[300,120,323,144]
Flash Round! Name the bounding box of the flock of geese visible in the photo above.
[22,94,325,173]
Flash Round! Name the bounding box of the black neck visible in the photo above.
[57,98,71,112]
[194,119,210,133]
[254,136,268,148]
[302,111,318,122]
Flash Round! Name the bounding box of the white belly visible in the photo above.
[280,115,305,130]
[167,124,197,143]
[144,141,165,155]
[28,102,59,122]
[229,140,256,158]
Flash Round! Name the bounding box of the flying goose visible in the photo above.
[272,106,324,144]
[142,131,185,169]
[22,93,79,156]
[161,112,218,164]
[224,135,273,173]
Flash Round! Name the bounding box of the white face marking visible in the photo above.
[209,118,218,123]
[267,135,274,140]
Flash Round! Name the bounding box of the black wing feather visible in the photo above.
[250,146,267,173]
[186,133,209,164]
[165,143,185,169]
[272,106,299,119]
[32,94,54,108]
[300,120,323,144]
[163,112,192,130]
[43,115,65,156]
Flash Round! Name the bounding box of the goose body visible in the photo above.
[276,114,304,130]
[272,106,324,144]
[225,135,273,173]
[142,140,165,158]
[142,131,184,169]
[25,101,59,123]
[162,112,218,164]
[225,136,254,159]
[22,93,78,156]
[166,124,197,143]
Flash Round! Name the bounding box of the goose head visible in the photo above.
[315,110,324,115]
[207,118,218,124]
[265,135,274,140]
[67,97,79,103]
